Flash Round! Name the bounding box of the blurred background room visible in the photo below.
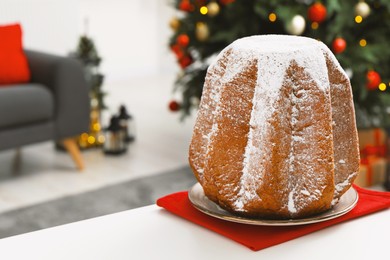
[0,0,389,239]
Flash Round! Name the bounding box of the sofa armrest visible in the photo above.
[25,50,90,140]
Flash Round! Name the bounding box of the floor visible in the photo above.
[0,75,196,214]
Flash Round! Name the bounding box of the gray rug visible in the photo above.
[0,166,197,239]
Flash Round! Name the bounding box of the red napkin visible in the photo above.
[156,185,390,251]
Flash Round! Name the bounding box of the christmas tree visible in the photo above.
[72,35,106,110]
[168,0,390,128]
[70,35,106,148]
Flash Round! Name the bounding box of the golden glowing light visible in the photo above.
[311,22,319,30]
[200,6,208,15]
[359,39,367,47]
[91,110,98,118]
[81,133,88,140]
[93,123,101,131]
[98,135,105,143]
[87,136,96,144]
[268,13,277,22]
[379,83,387,91]
[355,15,363,23]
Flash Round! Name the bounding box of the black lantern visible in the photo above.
[118,105,135,142]
[103,115,127,155]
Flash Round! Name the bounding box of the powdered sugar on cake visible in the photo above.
[288,189,297,213]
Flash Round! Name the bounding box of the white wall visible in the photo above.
[78,0,177,81]
[0,0,79,55]
[0,0,177,82]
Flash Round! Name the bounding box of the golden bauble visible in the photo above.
[207,2,220,17]
[196,22,209,42]
[169,17,180,31]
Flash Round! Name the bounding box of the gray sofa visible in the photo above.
[0,50,90,170]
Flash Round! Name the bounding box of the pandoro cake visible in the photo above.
[189,35,360,219]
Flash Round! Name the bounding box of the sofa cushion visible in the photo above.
[0,84,54,129]
[0,23,30,85]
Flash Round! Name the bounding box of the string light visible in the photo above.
[81,133,88,140]
[355,15,363,23]
[311,22,319,29]
[379,83,387,91]
[87,136,96,144]
[359,39,367,47]
[268,13,277,22]
[200,6,208,15]
[98,135,105,143]
[93,123,101,131]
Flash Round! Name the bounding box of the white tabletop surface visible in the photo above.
[0,204,388,260]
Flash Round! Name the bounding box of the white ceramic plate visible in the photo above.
[188,183,358,226]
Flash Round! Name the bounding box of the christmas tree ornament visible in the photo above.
[168,100,181,112]
[199,6,208,15]
[378,83,387,91]
[207,2,220,17]
[191,96,200,106]
[196,22,210,41]
[179,55,193,68]
[169,17,180,31]
[171,44,184,59]
[345,68,353,79]
[177,34,190,47]
[308,2,327,23]
[332,37,347,54]
[355,1,371,18]
[355,15,363,24]
[366,70,381,90]
[311,22,319,30]
[179,0,194,12]
[268,13,277,22]
[286,15,306,35]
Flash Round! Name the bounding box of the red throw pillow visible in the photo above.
[0,23,30,85]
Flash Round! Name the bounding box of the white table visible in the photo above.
[0,205,388,260]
